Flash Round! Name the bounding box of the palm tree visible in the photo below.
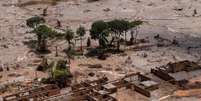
[76,26,86,51]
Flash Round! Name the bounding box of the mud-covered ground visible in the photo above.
[1,0,201,100]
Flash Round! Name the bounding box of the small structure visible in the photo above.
[102,83,117,94]
[43,73,159,101]
[3,84,60,101]
[86,90,117,101]
[151,60,201,86]
[123,73,159,97]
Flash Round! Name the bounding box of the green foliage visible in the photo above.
[98,32,109,47]
[90,20,109,39]
[89,19,144,48]
[129,20,143,28]
[39,59,72,88]
[85,48,104,57]
[33,25,64,52]
[51,60,71,79]
[76,26,86,51]
[90,20,110,48]
[33,25,54,39]
[56,60,67,70]
[107,19,124,34]
[65,28,74,44]
[107,19,143,33]
[108,19,135,34]
[127,20,144,45]
[121,20,130,32]
[26,16,45,28]
[76,26,86,37]
[53,69,68,79]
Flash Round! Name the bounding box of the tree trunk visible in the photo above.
[37,35,42,51]
[38,35,47,52]
[117,32,121,50]
[109,37,115,46]
[55,46,58,57]
[125,31,127,42]
[117,40,120,51]
[41,39,47,52]
[74,39,77,49]
[68,40,71,49]
[80,37,83,51]
[130,30,134,45]
[134,27,138,43]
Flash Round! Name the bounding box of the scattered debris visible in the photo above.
[103,8,111,12]
[174,7,183,11]
[88,72,95,77]
[7,72,21,77]
[83,9,91,13]
[147,2,155,6]
[193,9,198,17]
[42,7,48,16]
[98,53,109,60]
[174,89,201,97]
[172,36,179,46]
[125,56,132,64]
[88,64,103,68]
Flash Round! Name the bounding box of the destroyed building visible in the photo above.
[151,60,201,86]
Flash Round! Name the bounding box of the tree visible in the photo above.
[107,19,125,50]
[98,30,109,48]
[27,16,66,54]
[90,20,109,47]
[33,25,56,52]
[120,20,130,42]
[129,20,143,44]
[87,37,91,47]
[48,59,72,88]
[26,16,45,28]
[90,20,109,39]
[65,28,74,48]
[76,26,86,51]
[108,19,126,35]
[42,8,48,16]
